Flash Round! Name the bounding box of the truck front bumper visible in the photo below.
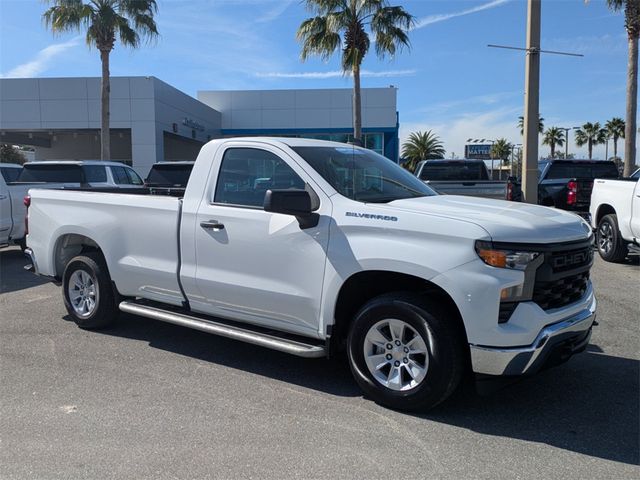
[469,295,596,376]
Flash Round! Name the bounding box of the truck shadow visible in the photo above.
[421,346,639,466]
[0,246,49,293]
[96,313,638,466]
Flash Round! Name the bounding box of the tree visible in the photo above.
[490,138,513,179]
[401,130,445,172]
[605,117,626,162]
[43,0,159,161]
[297,0,413,145]
[574,122,606,159]
[542,126,565,158]
[0,144,26,164]
[605,0,639,176]
[518,115,544,135]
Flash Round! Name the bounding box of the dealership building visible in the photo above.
[0,76,400,175]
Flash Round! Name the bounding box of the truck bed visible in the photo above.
[27,188,185,306]
[424,180,507,199]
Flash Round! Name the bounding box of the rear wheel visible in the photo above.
[347,293,465,411]
[597,214,628,263]
[62,253,117,329]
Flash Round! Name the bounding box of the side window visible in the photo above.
[125,167,143,185]
[111,166,129,185]
[82,165,107,183]
[214,148,305,208]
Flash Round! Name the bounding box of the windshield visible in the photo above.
[292,146,436,203]
[146,164,194,187]
[419,161,488,181]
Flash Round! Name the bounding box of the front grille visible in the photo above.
[548,246,593,273]
[533,271,590,310]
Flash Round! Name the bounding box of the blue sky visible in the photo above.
[0,0,633,159]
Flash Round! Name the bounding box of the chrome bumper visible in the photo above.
[470,298,597,376]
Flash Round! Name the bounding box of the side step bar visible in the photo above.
[118,301,327,358]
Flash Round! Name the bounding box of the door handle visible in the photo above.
[200,220,225,231]
[0,195,7,200]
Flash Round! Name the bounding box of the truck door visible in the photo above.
[0,178,12,245]
[189,144,331,338]
[631,174,640,238]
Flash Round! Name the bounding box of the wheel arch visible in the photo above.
[330,270,468,354]
[595,204,616,226]
[52,233,105,280]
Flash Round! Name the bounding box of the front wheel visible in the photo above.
[62,253,117,329]
[597,214,628,263]
[347,293,465,411]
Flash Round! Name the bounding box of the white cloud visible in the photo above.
[400,108,521,159]
[255,0,295,23]
[414,0,511,30]
[256,69,416,79]
[0,37,82,78]
[543,33,626,56]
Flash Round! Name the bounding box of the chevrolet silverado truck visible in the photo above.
[590,168,640,262]
[414,159,507,199]
[25,138,597,411]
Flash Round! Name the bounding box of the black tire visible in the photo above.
[596,214,628,263]
[62,252,117,329]
[347,292,465,412]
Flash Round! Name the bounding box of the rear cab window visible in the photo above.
[17,164,83,183]
[146,164,194,187]
[545,162,619,180]
[419,161,489,181]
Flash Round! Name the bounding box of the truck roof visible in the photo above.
[208,136,368,150]
[23,160,133,167]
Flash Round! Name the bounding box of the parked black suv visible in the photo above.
[507,159,619,217]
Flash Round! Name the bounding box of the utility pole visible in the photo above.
[522,0,541,204]
[560,127,570,159]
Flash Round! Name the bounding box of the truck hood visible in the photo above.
[385,195,592,244]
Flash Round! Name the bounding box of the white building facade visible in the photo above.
[0,77,399,175]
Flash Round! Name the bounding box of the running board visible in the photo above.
[118,301,327,358]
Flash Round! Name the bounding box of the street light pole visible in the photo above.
[522,0,541,204]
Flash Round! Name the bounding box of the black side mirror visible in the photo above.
[264,189,318,229]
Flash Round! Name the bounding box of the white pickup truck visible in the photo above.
[1,160,144,249]
[25,138,597,411]
[590,169,640,262]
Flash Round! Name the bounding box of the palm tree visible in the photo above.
[297,0,413,145]
[401,131,445,172]
[518,115,544,136]
[604,0,639,176]
[605,117,626,161]
[574,122,606,160]
[43,0,159,161]
[489,138,512,179]
[542,127,565,158]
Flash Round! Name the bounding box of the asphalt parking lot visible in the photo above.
[0,246,638,479]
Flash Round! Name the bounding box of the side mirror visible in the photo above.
[263,189,318,229]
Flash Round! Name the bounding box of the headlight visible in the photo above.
[475,241,541,270]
